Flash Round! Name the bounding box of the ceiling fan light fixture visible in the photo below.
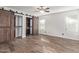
[40,10,44,13]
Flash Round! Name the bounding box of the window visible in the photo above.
[39,19,45,33]
[66,16,78,34]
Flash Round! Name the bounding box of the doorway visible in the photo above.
[26,17,32,36]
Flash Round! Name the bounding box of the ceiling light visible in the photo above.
[40,10,44,13]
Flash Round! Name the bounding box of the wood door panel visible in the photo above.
[3,28,10,41]
[0,28,3,42]
[0,10,15,42]
[0,28,10,42]
[10,14,15,40]
[32,16,38,35]
[0,11,10,27]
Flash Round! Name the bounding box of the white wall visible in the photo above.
[39,9,79,40]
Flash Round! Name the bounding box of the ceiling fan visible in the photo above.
[35,6,50,13]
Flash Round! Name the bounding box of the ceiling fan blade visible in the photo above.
[37,8,41,10]
[45,10,50,12]
[46,7,50,9]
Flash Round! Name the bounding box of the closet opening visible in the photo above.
[26,17,32,36]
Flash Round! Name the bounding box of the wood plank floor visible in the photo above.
[0,35,79,53]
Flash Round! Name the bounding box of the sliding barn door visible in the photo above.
[32,16,39,35]
[10,12,15,40]
[0,10,15,42]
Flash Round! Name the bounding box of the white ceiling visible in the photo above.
[4,6,79,16]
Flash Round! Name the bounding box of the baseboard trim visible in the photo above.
[40,34,79,41]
